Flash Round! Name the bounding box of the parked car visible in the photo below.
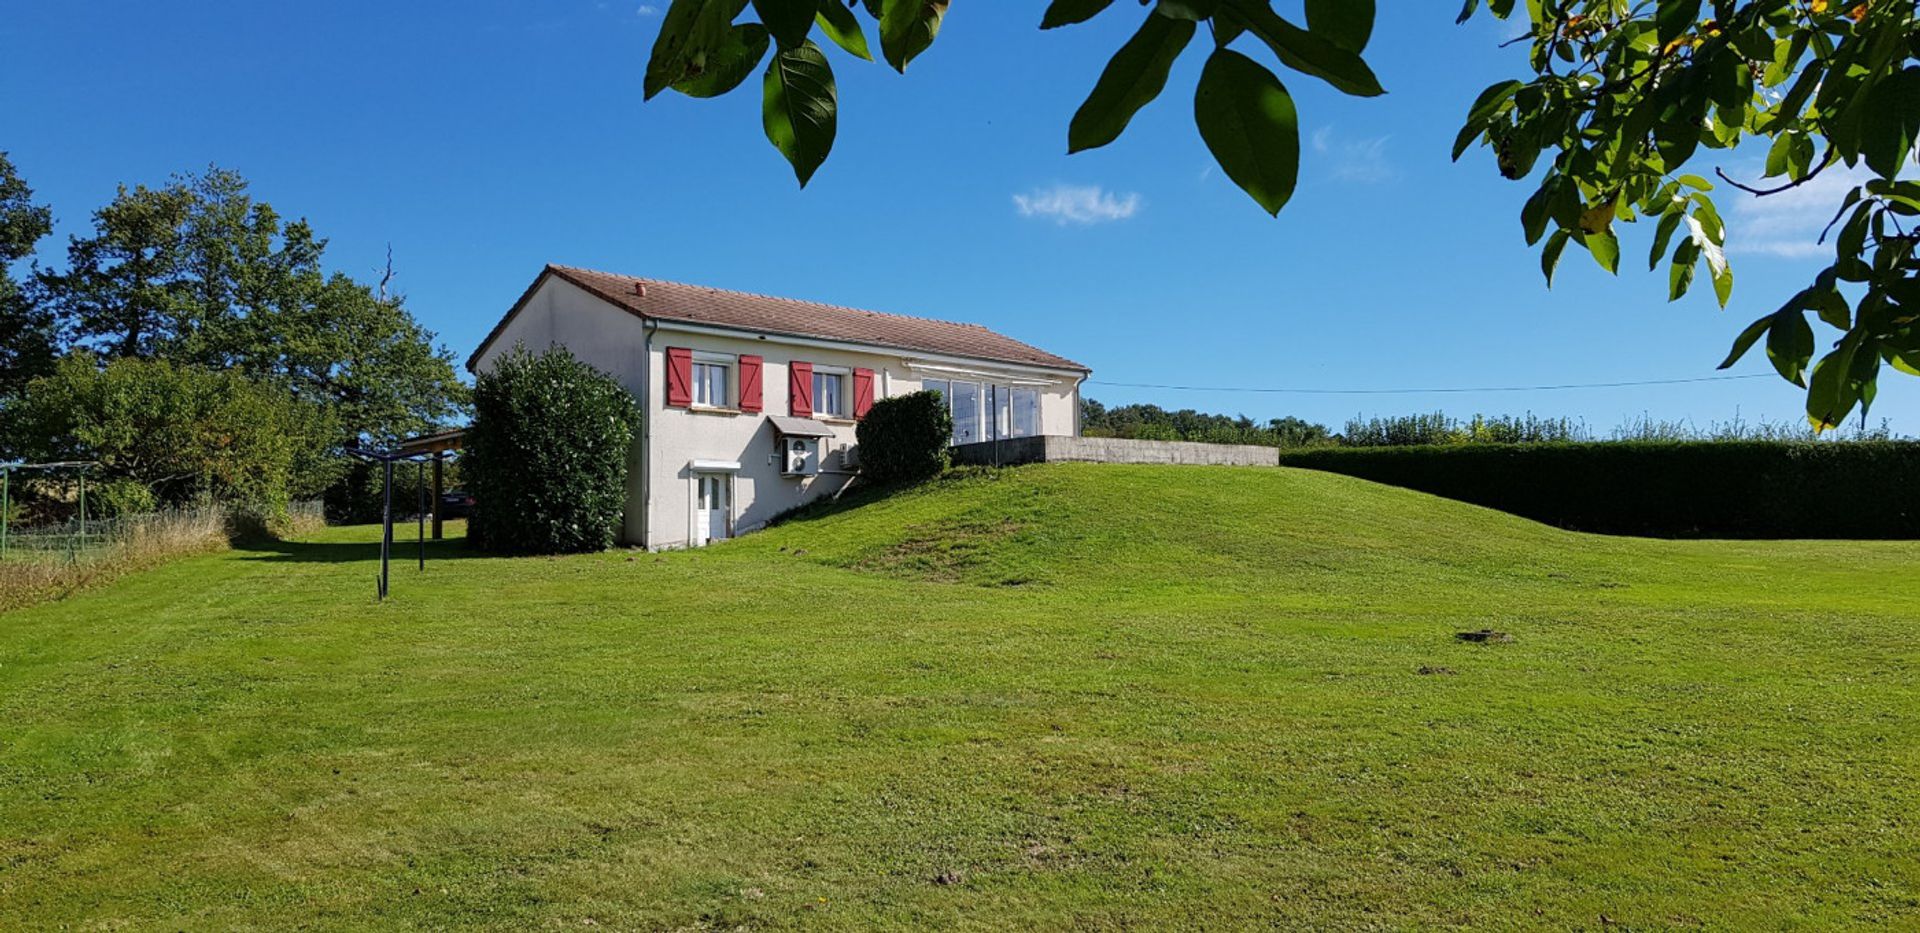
[439,489,474,519]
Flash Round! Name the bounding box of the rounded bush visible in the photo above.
[856,391,952,486]
[464,346,638,554]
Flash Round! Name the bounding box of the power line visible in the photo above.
[1085,373,1773,396]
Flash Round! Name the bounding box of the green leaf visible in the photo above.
[1042,0,1114,28]
[1669,239,1699,301]
[1305,0,1373,53]
[1583,230,1620,274]
[1228,0,1384,98]
[1656,0,1701,46]
[1193,48,1301,216]
[753,0,819,49]
[1650,210,1685,270]
[1454,80,1522,160]
[761,40,837,185]
[1541,229,1572,287]
[1765,309,1814,387]
[1718,314,1771,369]
[1764,132,1795,179]
[645,0,750,100]
[1861,66,1920,178]
[1805,335,1863,430]
[1519,184,1551,246]
[1154,0,1217,21]
[673,23,772,97]
[879,0,947,72]
[814,1,872,60]
[1068,12,1197,153]
[1709,250,1733,307]
[1455,0,1479,25]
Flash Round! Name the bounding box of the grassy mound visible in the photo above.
[2,463,1917,928]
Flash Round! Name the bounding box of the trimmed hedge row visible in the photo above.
[1278,441,1920,539]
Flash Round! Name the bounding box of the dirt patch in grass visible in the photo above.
[850,517,1029,585]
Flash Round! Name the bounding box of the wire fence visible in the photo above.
[1,508,221,565]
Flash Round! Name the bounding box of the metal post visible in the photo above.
[417,460,425,571]
[380,459,393,600]
[78,470,87,544]
[1,467,9,561]
[431,452,444,540]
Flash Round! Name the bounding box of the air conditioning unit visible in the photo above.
[783,437,820,476]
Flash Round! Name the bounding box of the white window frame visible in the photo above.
[690,351,736,409]
[812,364,850,418]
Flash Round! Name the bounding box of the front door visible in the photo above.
[694,474,730,546]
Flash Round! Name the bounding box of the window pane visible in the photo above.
[951,381,981,444]
[814,372,845,416]
[922,379,949,402]
[1012,387,1040,437]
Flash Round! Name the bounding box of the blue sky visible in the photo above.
[7,1,1914,434]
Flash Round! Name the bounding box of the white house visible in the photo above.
[468,265,1090,549]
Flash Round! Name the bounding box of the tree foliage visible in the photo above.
[1458,0,1920,430]
[0,162,468,520]
[464,346,639,555]
[1080,399,1335,447]
[35,167,468,446]
[644,1,1920,428]
[644,0,1381,217]
[4,353,339,514]
[0,151,56,399]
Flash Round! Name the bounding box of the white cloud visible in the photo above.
[1723,159,1875,259]
[1012,185,1142,226]
[1310,127,1398,183]
[637,4,660,14]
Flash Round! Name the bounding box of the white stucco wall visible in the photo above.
[473,276,1086,549]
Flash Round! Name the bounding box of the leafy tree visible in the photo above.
[6,352,339,513]
[1081,398,1335,447]
[0,152,56,399]
[39,168,467,445]
[643,1,1919,428]
[464,346,638,554]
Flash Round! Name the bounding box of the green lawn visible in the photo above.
[3,463,1918,929]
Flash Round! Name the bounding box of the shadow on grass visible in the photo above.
[238,536,493,564]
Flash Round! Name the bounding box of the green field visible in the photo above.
[3,463,1917,929]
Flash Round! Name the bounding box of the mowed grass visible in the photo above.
[2,463,1918,930]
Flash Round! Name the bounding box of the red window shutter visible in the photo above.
[852,368,875,419]
[789,361,813,417]
[665,347,693,408]
[738,355,763,412]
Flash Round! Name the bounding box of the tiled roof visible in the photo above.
[467,264,1088,373]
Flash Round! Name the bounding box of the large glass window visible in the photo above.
[924,379,1041,443]
[813,371,846,417]
[692,361,729,407]
[1011,387,1040,437]
[950,381,982,444]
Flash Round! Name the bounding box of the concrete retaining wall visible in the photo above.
[951,435,1278,468]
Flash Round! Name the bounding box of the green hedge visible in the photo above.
[1278,441,1920,539]
[464,346,637,554]
[856,391,952,486]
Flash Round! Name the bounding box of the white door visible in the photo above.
[694,474,730,546]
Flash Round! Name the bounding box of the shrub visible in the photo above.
[7,353,334,520]
[1279,441,1920,539]
[93,478,157,517]
[856,391,953,486]
[463,346,637,554]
